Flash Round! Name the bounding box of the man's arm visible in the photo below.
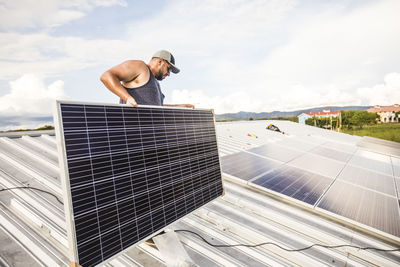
[100,60,148,107]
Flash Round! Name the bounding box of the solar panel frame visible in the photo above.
[54,100,223,266]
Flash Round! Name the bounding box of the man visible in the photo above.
[100,50,194,108]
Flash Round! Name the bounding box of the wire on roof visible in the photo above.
[0,186,63,205]
[174,229,400,252]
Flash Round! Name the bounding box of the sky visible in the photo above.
[0,0,399,130]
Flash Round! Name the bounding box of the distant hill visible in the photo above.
[215,106,371,121]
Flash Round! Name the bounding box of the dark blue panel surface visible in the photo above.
[253,166,332,205]
[60,103,223,266]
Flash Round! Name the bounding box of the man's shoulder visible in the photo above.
[120,60,150,85]
[121,60,149,76]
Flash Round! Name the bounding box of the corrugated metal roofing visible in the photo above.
[1,121,399,266]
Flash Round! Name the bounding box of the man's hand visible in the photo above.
[180,104,195,109]
[164,104,195,109]
[126,96,138,107]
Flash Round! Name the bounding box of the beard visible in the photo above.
[154,69,164,80]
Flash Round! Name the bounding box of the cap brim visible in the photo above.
[170,63,180,74]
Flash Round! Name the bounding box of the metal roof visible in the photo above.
[1,121,399,266]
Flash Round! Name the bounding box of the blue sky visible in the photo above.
[0,0,399,130]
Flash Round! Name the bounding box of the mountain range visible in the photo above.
[215,106,371,121]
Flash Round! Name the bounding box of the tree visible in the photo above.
[341,111,355,129]
[305,116,337,129]
[340,110,377,129]
[348,111,377,129]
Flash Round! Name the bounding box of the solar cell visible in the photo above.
[252,166,332,205]
[55,102,223,266]
[348,150,393,176]
[248,143,304,163]
[274,137,317,152]
[317,180,400,238]
[221,151,282,181]
[287,152,346,178]
[392,157,400,178]
[309,146,352,163]
[321,141,357,154]
[337,165,396,196]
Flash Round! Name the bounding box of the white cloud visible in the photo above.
[0,0,127,30]
[171,89,266,114]
[172,72,400,114]
[123,0,297,58]
[0,0,399,118]
[260,0,400,90]
[0,33,137,78]
[0,74,68,116]
[357,72,400,106]
[167,0,400,113]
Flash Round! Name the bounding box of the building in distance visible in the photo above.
[298,110,341,125]
[367,104,400,123]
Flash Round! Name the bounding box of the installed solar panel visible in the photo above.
[317,180,400,237]
[248,143,304,163]
[55,101,223,266]
[252,166,332,205]
[221,151,282,181]
[393,157,400,178]
[348,150,393,176]
[287,152,345,178]
[337,165,396,196]
[309,146,352,163]
[216,120,400,242]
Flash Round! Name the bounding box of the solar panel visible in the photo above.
[221,151,282,181]
[317,180,400,237]
[248,143,304,163]
[348,150,393,176]
[337,165,396,196]
[54,101,223,266]
[287,152,345,178]
[309,146,352,163]
[252,166,332,205]
[216,120,400,241]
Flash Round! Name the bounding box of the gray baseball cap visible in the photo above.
[152,50,180,74]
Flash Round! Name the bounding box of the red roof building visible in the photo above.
[304,110,341,116]
[367,104,400,123]
[298,110,341,124]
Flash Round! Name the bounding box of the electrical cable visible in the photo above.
[0,186,64,205]
[174,229,400,252]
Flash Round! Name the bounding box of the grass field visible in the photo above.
[342,123,400,143]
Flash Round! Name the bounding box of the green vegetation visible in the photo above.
[305,116,338,129]
[305,110,378,130]
[15,125,54,132]
[340,110,378,129]
[342,123,400,143]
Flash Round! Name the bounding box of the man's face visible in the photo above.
[155,60,171,81]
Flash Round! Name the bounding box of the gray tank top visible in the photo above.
[120,66,165,106]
